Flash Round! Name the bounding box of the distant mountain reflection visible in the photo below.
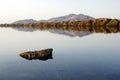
[12,27,37,32]
[11,27,92,37]
[49,30,92,37]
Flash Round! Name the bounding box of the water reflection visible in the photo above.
[20,48,53,61]
[11,27,92,37]
[49,30,92,37]
[12,27,37,32]
[0,27,120,80]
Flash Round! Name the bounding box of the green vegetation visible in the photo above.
[0,19,120,33]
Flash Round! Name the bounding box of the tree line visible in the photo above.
[0,18,120,33]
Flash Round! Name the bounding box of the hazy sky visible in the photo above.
[0,0,120,23]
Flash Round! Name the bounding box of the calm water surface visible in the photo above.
[0,27,120,80]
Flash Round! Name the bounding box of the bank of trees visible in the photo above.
[0,18,120,33]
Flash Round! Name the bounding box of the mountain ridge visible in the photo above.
[13,19,37,24]
[47,14,95,22]
[12,13,95,24]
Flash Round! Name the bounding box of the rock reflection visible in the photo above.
[20,48,53,61]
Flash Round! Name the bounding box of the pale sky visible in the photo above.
[0,0,120,23]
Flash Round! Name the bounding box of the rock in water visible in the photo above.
[20,48,53,60]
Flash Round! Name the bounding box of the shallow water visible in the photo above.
[0,27,120,80]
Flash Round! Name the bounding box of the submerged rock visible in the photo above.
[20,48,53,61]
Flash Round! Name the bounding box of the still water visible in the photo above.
[0,27,120,80]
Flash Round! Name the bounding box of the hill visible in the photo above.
[13,19,37,24]
[12,13,95,24]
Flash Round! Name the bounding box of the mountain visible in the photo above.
[47,14,95,22]
[13,19,37,24]
[12,14,95,24]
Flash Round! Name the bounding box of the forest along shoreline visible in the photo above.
[0,19,120,33]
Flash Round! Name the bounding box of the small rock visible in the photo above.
[20,48,53,61]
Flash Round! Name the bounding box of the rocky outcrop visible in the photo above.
[20,48,53,60]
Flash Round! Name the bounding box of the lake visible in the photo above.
[0,27,120,80]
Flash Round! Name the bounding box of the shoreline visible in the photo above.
[0,19,120,33]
